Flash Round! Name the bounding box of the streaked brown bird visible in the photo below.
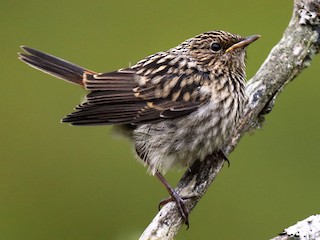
[18,30,259,226]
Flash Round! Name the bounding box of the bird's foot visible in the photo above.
[158,193,197,228]
[155,171,198,228]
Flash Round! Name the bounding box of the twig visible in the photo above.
[140,0,320,239]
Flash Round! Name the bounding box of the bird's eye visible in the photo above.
[210,42,222,52]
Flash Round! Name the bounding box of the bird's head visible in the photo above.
[181,31,260,74]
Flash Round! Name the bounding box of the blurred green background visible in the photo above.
[1,1,319,239]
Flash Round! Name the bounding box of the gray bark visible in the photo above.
[140,0,320,239]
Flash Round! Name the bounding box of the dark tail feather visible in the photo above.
[18,46,94,86]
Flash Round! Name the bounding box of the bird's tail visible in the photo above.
[18,46,95,86]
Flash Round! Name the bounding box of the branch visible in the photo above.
[140,0,320,239]
[271,215,320,240]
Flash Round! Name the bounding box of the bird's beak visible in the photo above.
[225,35,261,53]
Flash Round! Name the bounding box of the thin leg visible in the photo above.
[135,146,191,227]
[155,171,190,227]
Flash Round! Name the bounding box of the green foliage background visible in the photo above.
[1,1,319,239]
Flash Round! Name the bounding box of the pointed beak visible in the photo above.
[226,35,261,53]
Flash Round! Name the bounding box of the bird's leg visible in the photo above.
[135,146,192,227]
[155,171,190,227]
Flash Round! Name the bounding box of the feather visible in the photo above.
[19,46,211,126]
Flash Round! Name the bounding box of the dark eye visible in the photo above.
[210,42,222,52]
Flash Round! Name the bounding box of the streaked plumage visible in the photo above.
[18,30,259,224]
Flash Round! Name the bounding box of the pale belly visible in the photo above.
[133,94,243,175]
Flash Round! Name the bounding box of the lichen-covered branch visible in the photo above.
[271,215,320,240]
[140,0,320,239]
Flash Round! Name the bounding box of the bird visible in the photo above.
[18,30,260,226]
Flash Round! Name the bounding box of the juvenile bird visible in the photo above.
[18,30,259,226]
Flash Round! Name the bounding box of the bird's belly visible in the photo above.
[133,97,241,175]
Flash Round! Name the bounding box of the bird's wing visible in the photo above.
[63,54,211,125]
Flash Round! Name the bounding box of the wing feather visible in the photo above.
[63,54,211,126]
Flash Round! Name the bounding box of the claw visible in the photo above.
[155,171,199,228]
[158,195,198,210]
[158,195,193,227]
[218,149,230,167]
